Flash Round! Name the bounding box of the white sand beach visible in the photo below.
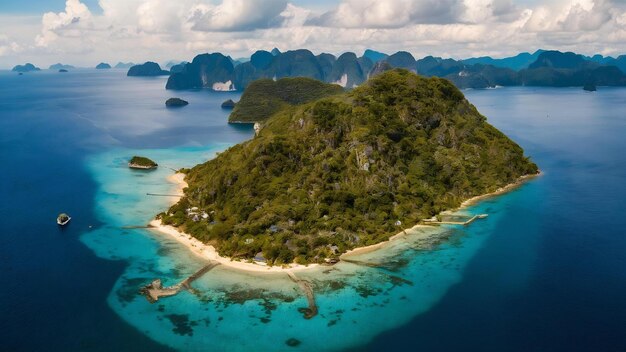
[149,171,540,273]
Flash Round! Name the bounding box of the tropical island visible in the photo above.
[127,62,169,76]
[156,70,538,266]
[96,62,111,69]
[128,156,158,169]
[228,77,343,123]
[49,63,74,70]
[12,63,40,72]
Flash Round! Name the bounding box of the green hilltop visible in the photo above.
[160,70,538,265]
[228,77,343,123]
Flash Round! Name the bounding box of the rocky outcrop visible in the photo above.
[12,63,40,72]
[221,99,236,109]
[165,98,189,107]
[127,62,169,76]
[166,53,235,90]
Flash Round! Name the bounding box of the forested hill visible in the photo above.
[159,70,539,265]
[228,77,344,123]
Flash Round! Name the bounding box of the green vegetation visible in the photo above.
[129,156,158,168]
[228,77,343,123]
[161,70,538,265]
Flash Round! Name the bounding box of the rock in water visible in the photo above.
[165,98,189,107]
[221,99,236,109]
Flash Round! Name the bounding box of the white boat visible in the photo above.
[57,213,71,226]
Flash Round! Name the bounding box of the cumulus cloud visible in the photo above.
[188,0,289,32]
[307,0,467,28]
[0,34,22,57]
[0,0,624,68]
[36,0,92,47]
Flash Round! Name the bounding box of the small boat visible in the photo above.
[57,213,71,226]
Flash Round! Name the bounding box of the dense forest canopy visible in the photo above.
[160,70,538,265]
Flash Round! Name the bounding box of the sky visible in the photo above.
[0,0,624,68]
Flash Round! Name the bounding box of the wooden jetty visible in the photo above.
[287,272,318,319]
[422,214,488,226]
[140,263,219,303]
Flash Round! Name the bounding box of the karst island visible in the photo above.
[154,70,539,267]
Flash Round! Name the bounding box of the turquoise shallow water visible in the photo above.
[79,142,524,351]
[2,70,625,351]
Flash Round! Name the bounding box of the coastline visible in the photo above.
[149,172,319,273]
[149,171,540,273]
[343,171,541,259]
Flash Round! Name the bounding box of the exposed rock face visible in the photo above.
[529,51,598,70]
[96,63,111,69]
[328,52,368,88]
[165,49,626,91]
[166,53,235,90]
[165,98,189,107]
[368,61,393,78]
[12,63,40,72]
[386,51,416,71]
[127,62,169,76]
[363,49,388,63]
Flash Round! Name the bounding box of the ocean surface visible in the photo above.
[0,69,624,351]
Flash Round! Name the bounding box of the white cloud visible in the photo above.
[307,0,467,28]
[188,0,289,32]
[0,0,625,68]
[36,0,93,47]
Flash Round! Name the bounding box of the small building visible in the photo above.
[254,252,266,263]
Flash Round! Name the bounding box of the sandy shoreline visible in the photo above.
[149,171,539,273]
[150,173,319,273]
[342,171,541,259]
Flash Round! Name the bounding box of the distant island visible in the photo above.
[59,69,68,73]
[157,70,539,265]
[114,62,135,69]
[165,49,626,91]
[127,62,169,77]
[96,63,111,69]
[128,156,158,169]
[221,99,236,109]
[49,63,74,70]
[12,63,40,72]
[165,98,188,107]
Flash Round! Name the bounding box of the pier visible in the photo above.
[422,214,488,226]
[140,263,219,303]
[287,272,318,319]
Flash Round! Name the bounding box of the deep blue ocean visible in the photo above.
[0,69,624,351]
